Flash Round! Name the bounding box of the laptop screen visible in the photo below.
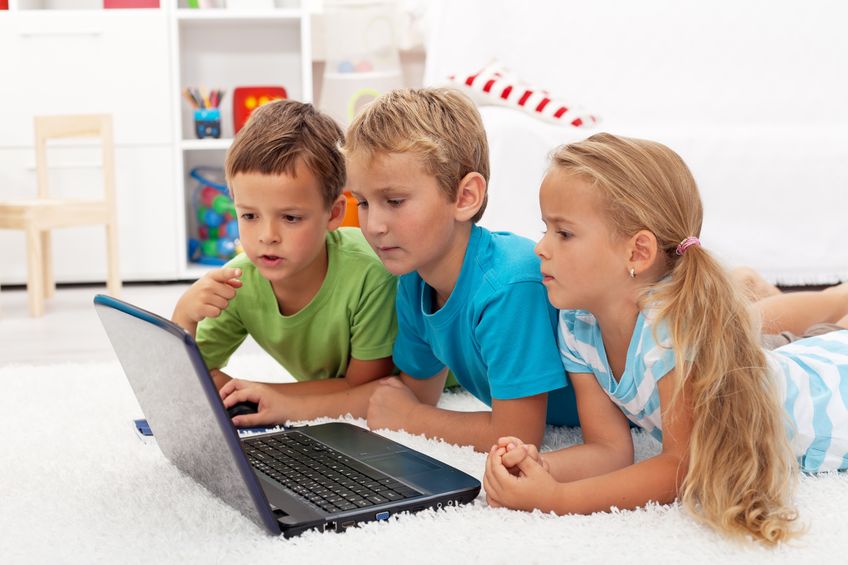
[95,298,275,532]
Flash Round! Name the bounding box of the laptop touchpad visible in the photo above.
[367,452,440,477]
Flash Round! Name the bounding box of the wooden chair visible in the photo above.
[0,114,121,317]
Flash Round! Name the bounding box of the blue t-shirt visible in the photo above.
[393,224,579,426]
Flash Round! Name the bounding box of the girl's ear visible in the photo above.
[628,229,659,277]
[454,172,487,222]
[327,194,347,231]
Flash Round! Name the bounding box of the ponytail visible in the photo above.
[651,243,799,544]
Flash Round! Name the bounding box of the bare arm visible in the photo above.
[756,283,848,334]
[407,395,548,452]
[210,368,232,390]
[171,267,242,337]
[398,369,449,405]
[535,373,634,482]
[216,356,395,425]
[545,373,690,513]
[367,370,549,451]
[485,370,691,513]
[253,356,396,396]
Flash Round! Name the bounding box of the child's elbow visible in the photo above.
[599,440,635,472]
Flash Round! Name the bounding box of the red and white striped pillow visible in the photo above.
[448,61,598,127]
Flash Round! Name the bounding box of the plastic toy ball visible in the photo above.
[202,238,219,258]
[212,194,235,215]
[226,220,239,240]
[200,186,219,207]
[337,60,355,73]
[216,238,236,257]
[196,206,209,225]
[355,60,374,72]
[190,167,239,266]
[204,209,224,228]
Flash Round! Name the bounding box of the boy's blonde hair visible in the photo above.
[550,133,799,545]
[343,88,490,222]
[225,99,346,209]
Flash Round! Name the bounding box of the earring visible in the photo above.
[629,267,636,279]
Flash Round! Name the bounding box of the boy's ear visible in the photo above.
[326,194,347,231]
[454,172,487,222]
[627,229,660,277]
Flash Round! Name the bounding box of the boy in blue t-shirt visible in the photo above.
[344,88,579,451]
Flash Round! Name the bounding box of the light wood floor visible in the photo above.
[0,283,262,366]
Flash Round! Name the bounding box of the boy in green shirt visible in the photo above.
[171,100,397,426]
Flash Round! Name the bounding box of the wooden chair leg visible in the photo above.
[26,226,45,317]
[41,230,55,299]
[105,221,121,296]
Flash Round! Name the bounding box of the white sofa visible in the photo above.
[423,0,848,284]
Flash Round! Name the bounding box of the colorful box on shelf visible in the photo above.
[193,108,221,139]
[233,85,287,133]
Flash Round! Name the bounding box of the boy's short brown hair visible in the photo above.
[225,99,345,209]
[343,88,490,222]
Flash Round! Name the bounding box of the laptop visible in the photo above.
[94,294,480,537]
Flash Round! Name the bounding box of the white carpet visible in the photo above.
[2,355,846,565]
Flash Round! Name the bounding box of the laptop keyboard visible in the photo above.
[244,431,422,514]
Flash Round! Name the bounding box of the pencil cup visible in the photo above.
[194,108,221,139]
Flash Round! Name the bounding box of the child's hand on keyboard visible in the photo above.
[220,379,286,427]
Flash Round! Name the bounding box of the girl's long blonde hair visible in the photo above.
[551,133,798,544]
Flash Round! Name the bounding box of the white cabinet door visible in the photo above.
[0,10,171,147]
[0,145,178,284]
[113,146,180,281]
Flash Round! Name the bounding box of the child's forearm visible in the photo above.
[171,308,198,337]
[544,452,685,515]
[278,378,388,421]
[399,405,535,452]
[267,378,367,396]
[543,442,634,483]
[210,368,231,390]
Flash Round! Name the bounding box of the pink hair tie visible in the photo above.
[676,236,701,256]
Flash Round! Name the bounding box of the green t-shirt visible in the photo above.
[196,227,397,381]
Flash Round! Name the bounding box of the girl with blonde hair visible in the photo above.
[483,132,848,544]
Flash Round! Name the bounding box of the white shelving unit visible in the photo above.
[170,1,312,279]
[0,0,313,284]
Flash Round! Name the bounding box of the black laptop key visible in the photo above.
[382,490,403,501]
[366,494,389,505]
[394,486,421,498]
[345,462,389,481]
[244,433,424,513]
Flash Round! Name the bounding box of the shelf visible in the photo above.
[172,3,311,280]
[181,138,233,151]
[176,9,302,23]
